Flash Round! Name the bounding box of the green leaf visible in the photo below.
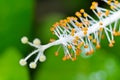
[0,47,30,80]
[0,0,34,52]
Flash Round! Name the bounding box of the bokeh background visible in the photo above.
[0,0,120,80]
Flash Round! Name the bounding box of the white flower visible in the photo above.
[20,0,120,69]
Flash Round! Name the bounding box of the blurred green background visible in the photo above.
[0,0,120,80]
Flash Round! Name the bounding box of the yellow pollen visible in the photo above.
[101,35,105,39]
[73,39,78,45]
[117,31,120,36]
[109,42,113,47]
[80,9,84,13]
[79,23,83,27]
[83,31,87,35]
[71,29,75,36]
[74,17,78,20]
[110,6,115,10]
[82,27,88,31]
[107,1,111,5]
[75,12,82,17]
[75,36,79,40]
[99,27,103,32]
[50,38,55,42]
[86,49,94,56]
[55,51,59,56]
[75,22,80,27]
[66,55,70,60]
[92,2,97,5]
[90,6,95,10]
[97,12,102,16]
[50,27,55,32]
[84,45,88,48]
[90,49,94,54]
[113,30,118,36]
[92,39,97,44]
[84,20,90,26]
[76,49,81,56]
[83,13,88,17]
[77,42,84,48]
[96,43,101,49]
[90,2,98,10]
[68,45,72,49]
[105,10,110,16]
[72,57,76,61]
[99,22,103,26]
[111,40,115,44]
[67,17,71,22]
[62,56,67,61]
[88,36,93,40]
[115,1,119,5]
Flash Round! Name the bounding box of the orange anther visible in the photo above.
[111,40,115,44]
[83,31,87,35]
[97,12,102,16]
[50,27,55,32]
[86,51,91,56]
[75,36,79,40]
[86,49,94,55]
[72,57,76,61]
[115,1,119,5]
[99,27,103,32]
[67,17,71,22]
[109,43,113,47]
[88,36,93,40]
[73,39,78,45]
[90,2,98,10]
[92,2,97,5]
[50,38,55,42]
[83,13,88,17]
[99,22,103,26]
[77,42,84,49]
[113,30,118,36]
[75,12,82,17]
[66,55,70,60]
[68,45,72,49]
[117,31,120,36]
[90,49,94,54]
[92,39,97,43]
[96,43,100,49]
[110,6,115,10]
[74,17,78,20]
[79,23,83,27]
[105,10,110,16]
[80,9,84,13]
[75,22,80,27]
[76,49,81,56]
[84,20,90,26]
[84,45,88,48]
[83,27,88,31]
[107,1,111,5]
[71,29,75,36]
[90,6,95,10]
[62,56,67,61]
[101,35,105,39]
[55,51,59,56]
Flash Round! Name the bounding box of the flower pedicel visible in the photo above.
[20,0,120,69]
